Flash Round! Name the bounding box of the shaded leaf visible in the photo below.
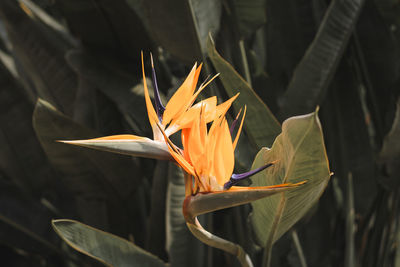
[56,0,152,62]
[66,50,153,136]
[0,57,59,196]
[279,0,365,118]
[141,0,221,63]
[52,219,166,267]
[0,0,77,115]
[33,99,140,237]
[146,161,168,260]
[166,163,205,267]
[0,181,61,256]
[379,97,400,189]
[249,111,330,260]
[231,0,267,37]
[207,37,281,148]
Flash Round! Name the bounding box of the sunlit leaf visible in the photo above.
[250,111,331,257]
[207,36,281,148]
[52,219,166,267]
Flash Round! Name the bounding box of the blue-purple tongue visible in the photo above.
[224,162,275,190]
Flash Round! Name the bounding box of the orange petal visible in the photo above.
[215,93,239,117]
[168,97,217,134]
[156,122,196,176]
[141,53,160,139]
[232,105,246,150]
[212,118,235,186]
[162,63,199,126]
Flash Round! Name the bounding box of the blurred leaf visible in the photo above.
[52,219,166,267]
[66,50,152,136]
[146,161,168,260]
[141,0,221,63]
[207,37,281,148]
[355,0,400,140]
[231,0,267,37]
[279,0,365,118]
[345,173,356,267]
[0,57,58,195]
[0,0,77,115]
[0,181,61,256]
[379,97,400,189]
[321,64,376,215]
[249,111,330,263]
[56,0,152,62]
[33,99,140,237]
[18,0,78,46]
[166,163,205,267]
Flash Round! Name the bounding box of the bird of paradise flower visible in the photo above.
[61,54,305,267]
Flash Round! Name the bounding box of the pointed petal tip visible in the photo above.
[57,140,79,144]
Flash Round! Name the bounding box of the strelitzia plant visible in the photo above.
[157,103,304,267]
[61,55,305,267]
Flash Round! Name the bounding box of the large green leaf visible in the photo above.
[207,37,281,148]
[249,111,330,262]
[52,219,166,267]
[279,0,365,118]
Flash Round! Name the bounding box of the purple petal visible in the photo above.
[150,54,165,121]
[224,162,275,189]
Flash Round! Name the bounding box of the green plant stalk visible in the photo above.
[291,230,308,267]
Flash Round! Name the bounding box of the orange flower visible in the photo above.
[61,54,237,161]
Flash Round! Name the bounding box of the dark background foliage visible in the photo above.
[0,0,398,266]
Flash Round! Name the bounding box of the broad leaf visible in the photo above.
[66,50,156,136]
[279,0,365,118]
[52,219,166,267]
[250,111,330,256]
[140,0,221,63]
[0,0,77,115]
[232,0,267,38]
[33,99,141,236]
[56,0,152,62]
[207,37,281,148]
[0,182,60,256]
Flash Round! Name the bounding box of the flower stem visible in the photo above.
[186,219,254,267]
